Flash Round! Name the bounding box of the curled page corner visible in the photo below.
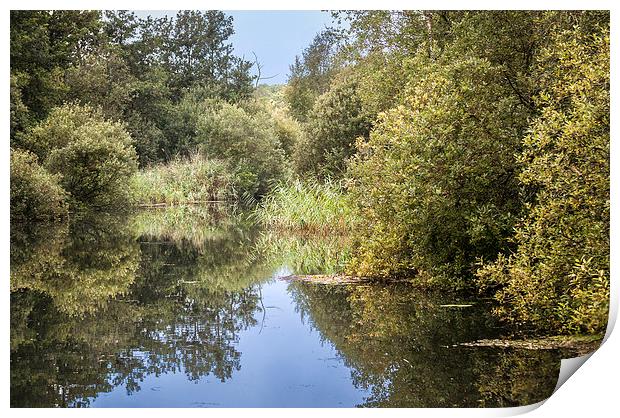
[551,282,617,396]
[553,352,595,394]
[498,352,597,418]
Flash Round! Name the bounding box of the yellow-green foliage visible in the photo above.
[10,148,68,221]
[347,57,528,283]
[477,27,610,334]
[272,107,303,158]
[131,153,233,205]
[20,104,139,210]
[252,85,303,158]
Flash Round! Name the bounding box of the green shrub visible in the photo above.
[256,179,353,234]
[196,101,287,200]
[272,108,303,157]
[131,153,233,205]
[294,74,372,179]
[10,148,67,221]
[21,104,139,210]
[477,27,610,334]
[346,57,529,284]
[18,103,96,160]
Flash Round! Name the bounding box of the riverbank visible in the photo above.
[460,335,604,357]
[131,154,234,206]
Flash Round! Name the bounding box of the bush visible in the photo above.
[21,104,139,210]
[10,148,67,221]
[477,27,610,334]
[18,103,95,160]
[272,108,303,158]
[346,57,529,284]
[131,153,233,205]
[294,75,372,179]
[196,101,287,200]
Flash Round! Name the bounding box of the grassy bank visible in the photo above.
[131,154,233,206]
[255,179,353,234]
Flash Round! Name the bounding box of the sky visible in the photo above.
[134,10,335,85]
[227,11,335,85]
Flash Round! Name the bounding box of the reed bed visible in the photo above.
[131,154,233,205]
[255,179,353,234]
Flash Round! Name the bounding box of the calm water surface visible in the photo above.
[11,206,564,407]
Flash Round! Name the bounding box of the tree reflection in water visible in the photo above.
[288,282,561,407]
[11,206,564,408]
[10,206,266,407]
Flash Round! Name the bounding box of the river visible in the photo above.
[10,205,564,407]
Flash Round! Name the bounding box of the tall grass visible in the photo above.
[256,179,353,234]
[131,153,233,205]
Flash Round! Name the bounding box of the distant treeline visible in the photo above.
[10,10,303,215]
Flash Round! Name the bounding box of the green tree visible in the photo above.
[10,11,102,126]
[347,57,529,283]
[334,11,457,117]
[99,10,256,165]
[477,25,610,335]
[123,66,172,165]
[284,29,341,122]
[169,12,233,92]
[10,148,67,222]
[64,47,137,121]
[294,73,372,178]
[10,73,31,137]
[21,104,139,209]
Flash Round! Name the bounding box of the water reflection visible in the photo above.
[11,207,265,407]
[11,206,563,407]
[11,214,139,316]
[289,282,561,407]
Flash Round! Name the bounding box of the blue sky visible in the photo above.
[135,10,335,85]
[227,11,334,85]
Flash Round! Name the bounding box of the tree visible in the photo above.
[294,73,371,178]
[10,11,102,126]
[10,73,31,137]
[334,11,457,117]
[99,10,257,165]
[21,104,139,209]
[64,46,137,121]
[284,29,341,121]
[347,57,529,284]
[477,24,610,335]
